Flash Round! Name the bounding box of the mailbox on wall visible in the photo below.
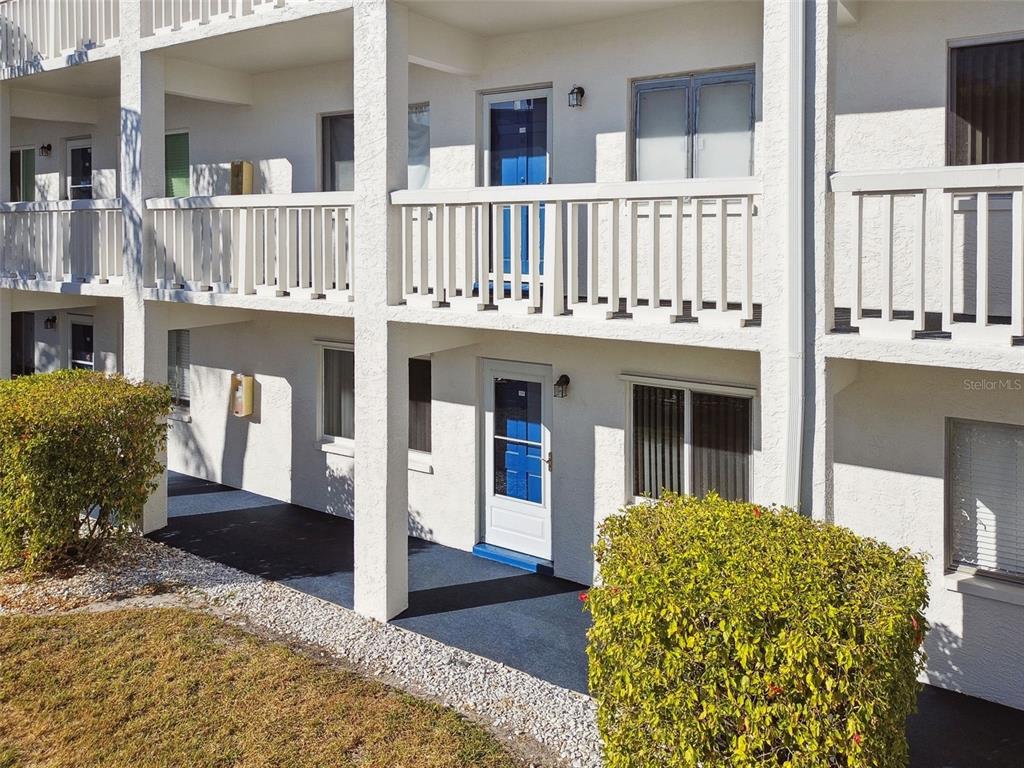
[231,373,253,417]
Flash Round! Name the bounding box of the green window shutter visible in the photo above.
[165,132,190,197]
[20,149,34,202]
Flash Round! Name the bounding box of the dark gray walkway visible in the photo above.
[151,473,1024,765]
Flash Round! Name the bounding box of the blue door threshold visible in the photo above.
[472,543,554,576]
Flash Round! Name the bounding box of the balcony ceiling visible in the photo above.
[159,11,354,75]
[11,57,120,98]
[405,0,685,37]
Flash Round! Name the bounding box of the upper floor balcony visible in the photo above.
[0,0,120,77]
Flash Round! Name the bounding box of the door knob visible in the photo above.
[544,451,553,471]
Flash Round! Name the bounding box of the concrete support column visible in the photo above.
[808,0,838,518]
[755,0,806,508]
[120,1,169,533]
[352,0,411,621]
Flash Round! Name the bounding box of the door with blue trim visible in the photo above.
[486,92,549,296]
[483,359,552,560]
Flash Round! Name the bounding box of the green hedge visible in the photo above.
[586,494,929,768]
[0,370,171,571]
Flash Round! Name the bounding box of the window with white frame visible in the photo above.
[319,342,355,443]
[168,329,191,411]
[633,68,754,181]
[630,379,752,501]
[409,357,431,453]
[948,419,1024,581]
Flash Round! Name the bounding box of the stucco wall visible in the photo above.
[832,1,1024,321]
[832,361,1024,709]
[170,311,760,586]
[164,60,355,195]
[11,298,122,375]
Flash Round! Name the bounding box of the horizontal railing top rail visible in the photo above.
[831,163,1024,194]
[143,0,291,36]
[0,198,122,213]
[392,177,762,206]
[146,191,356,210]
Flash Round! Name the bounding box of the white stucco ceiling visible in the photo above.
[12,57,120,98]
[404,0,685,37]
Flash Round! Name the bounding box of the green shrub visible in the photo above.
[0,370,172,571]
[586,493,929,768]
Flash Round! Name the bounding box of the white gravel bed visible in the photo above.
[0,537,602,768]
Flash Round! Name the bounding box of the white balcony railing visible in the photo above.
[831,164,1024,346]
[146,193,355,300]
[391,179,762,327]
[143,0,287,35]
[0,199,123,282]
[0,0,120,72]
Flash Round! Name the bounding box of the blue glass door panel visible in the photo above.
[488,97,547,296]
[492,378,543,503]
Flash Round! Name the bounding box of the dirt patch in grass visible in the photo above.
[0,607,529,768]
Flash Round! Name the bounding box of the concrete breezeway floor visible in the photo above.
[150,472,1024,766]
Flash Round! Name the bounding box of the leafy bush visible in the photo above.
[0,370,171,571]
[586,493,929,768]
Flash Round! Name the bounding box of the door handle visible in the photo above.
[544,451,553,471]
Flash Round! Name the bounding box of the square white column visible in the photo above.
[352,0,411,622]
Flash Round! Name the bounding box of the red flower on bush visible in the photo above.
[852,733,863,746]
[753,506,763,518]
[579,592,589,602]
[766,684,783,698]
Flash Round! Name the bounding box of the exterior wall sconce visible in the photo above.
[554,374,571,398]
[43,315,56,330]
[568,85,585,109]
[39,144,52,157]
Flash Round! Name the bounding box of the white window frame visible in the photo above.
[315,339,355,456]
[167,328,191,417]
[317,111,354,193]
[65,137,93,200]
[945,417,1024,585]
[408,102,431,191]
[11,145,35,203]
[630,66,755,181]
[621,373,756,504]
[164,128,192,197]
[479,86,554,187]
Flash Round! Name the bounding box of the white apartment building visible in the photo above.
[0,0,1022,710]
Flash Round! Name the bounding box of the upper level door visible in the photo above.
[483,90,551,284]
[66,139,92,200]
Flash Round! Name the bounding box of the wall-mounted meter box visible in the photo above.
[231,373,254,417]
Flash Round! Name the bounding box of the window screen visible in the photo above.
[409,357,432,453]
[323,347,355,439]
[632,384,686,498]
[691,392,751,501]
[10,149,34,202]
[634,69,754,180]
[949,419,1024,579]
[409,104,430,191]
[322,114,354,192]
[167,329,191,409]
[165,132,190,197]
[950,40,1024,165]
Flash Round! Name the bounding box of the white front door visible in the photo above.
[482,359,553,560]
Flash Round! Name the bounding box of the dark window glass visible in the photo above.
[68,145,92,200]
[168,329,191,409]
[950,40,1024,165]
[632,384,686,498]
[70,322,93,370]
[321,114,354,192]
[691,392,751,501]
[409,358,431,453]
[323,348,354,439]
[10,312,34,377]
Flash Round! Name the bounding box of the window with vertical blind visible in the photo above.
[10,148,34,202]
[320,344,355,442]
[167,329,191,410]
[408,103,430,191]
[321,113,354,192]
[409,357,431,453]
[948,419,1024,580]
[165,132,190,197]
[633,68,754,181]
[949,39,1024,165]
[630,380,752,502]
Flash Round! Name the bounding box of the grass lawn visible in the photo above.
[0,608,525,768]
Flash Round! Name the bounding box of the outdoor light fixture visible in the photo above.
[39,144,52,157]
[43,315,56,330]
[567,85,585,109]
[554,374,571,398]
